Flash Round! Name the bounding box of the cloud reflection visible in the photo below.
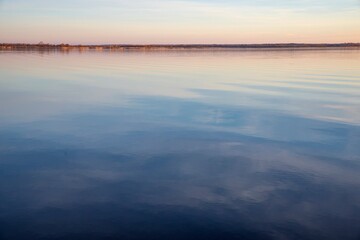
[1,123,359,239]
[0,50,359,239]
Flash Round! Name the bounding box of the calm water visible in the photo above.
[0,49,359,240]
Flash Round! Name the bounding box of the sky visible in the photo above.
[0,0,359,44]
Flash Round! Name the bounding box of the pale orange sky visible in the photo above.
[0,0,359,44]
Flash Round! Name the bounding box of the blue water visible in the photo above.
[0,49,359,240]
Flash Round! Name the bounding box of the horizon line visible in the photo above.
[1,42,360,45]
[2,43,360,51]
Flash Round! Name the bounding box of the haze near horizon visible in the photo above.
[0,0,359,44]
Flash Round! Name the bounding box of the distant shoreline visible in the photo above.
[1,43,360,51]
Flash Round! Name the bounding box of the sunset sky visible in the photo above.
[0,0,359,44]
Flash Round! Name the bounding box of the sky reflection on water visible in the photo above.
[0,49,359,240]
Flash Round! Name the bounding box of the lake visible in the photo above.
[0,49,359,240]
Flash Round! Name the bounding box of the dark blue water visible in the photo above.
[0,50,359,240]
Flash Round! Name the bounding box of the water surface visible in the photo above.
[0,49,359,240]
